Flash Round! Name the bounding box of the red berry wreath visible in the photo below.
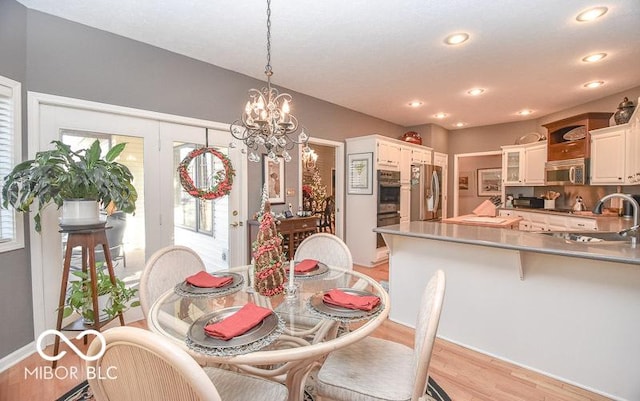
[177,147,235,200]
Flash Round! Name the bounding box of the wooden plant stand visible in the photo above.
[52,226,125,368]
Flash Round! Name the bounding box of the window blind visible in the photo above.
[0,85,14,243]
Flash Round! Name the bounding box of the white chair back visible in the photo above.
[294,233,352,270]
[139,245,205,318]
[411,269,446,400]
[87,326,222,401]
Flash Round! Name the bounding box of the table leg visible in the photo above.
[285,358,320,401]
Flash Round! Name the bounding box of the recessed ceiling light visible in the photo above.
[582,53,607,63]
[583,80,605,88]
[408,101,423,108]
[444,33,470,45]
[434,113,448,119]
[453,122,466,127]
[518,109,533,116]
[576,7,608,22]
[467,88,485,96]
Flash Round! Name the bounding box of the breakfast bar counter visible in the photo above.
[375,221,640,401]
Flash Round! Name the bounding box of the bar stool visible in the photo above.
[52,226,125,368]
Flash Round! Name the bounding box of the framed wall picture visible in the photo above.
[347,152,373,195]
[477,168,502,196]
[458,173,470,191]
[263,156,285,204]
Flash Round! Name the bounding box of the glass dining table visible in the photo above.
[147,264,389,401]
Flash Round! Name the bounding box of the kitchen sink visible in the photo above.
[539,231,632,243]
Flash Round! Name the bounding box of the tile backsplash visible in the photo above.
[506,185,640,212]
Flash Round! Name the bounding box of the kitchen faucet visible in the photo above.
[593,193,639,247]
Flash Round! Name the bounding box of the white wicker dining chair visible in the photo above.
[139,245,206,318]
[87,326,288,401]
[294,233,353,270]
[316,270,446,401]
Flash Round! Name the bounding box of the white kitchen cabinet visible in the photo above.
[502,147,524,185]
[498,209,598,231]
[523,142,546,185]
[345,134,432,266]
[625,105,640,184]
[590,98,640,185]
[376,140,401,170]
[590,127,626,184]
[400,184,411,223]
[433,152,447,168]
[502,141,547,186]
[566,217,597,231]
[400,146,412,184]
[411,148,431,165]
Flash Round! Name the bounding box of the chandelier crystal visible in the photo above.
[230,0,309,163]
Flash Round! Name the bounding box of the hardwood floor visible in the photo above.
[357,263,611,401]
[0,264,611,401]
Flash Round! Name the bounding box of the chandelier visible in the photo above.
[302,145,318,169]
[230,0,309,163]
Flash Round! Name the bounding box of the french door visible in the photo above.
[29,93,247,335]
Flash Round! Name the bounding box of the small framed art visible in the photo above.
[263,156,285,204]
[347,152,373,195]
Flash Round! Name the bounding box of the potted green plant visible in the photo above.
[63,266,139,324]
[1,139,137,232]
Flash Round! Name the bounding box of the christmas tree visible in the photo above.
[309,167,327,211]
[251,186,286,296]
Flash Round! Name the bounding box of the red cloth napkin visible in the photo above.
[204,303,273,340]
[323,289,381,311]
[186,271,233,288]
[294,259,319,273]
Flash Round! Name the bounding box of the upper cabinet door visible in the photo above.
[411,148,431,165]
[376,140,401,170]
[502,147,524,185]
[590,128,626,184]
[523,142,546,185]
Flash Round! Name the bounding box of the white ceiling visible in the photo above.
[16,0,640,129]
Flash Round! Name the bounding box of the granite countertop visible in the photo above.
[375,221,640,265]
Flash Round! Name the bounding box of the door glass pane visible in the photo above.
[174,145,197,230]
[173,142,229,271]
[60,130,146,283]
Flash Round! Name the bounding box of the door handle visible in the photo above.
[230,222,239,227]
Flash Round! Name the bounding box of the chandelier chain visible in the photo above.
[265,0,272,78]
[229,0,309,163]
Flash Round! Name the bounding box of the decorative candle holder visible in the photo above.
[285,282,299,302]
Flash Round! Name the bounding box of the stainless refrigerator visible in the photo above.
[410,164,443,221]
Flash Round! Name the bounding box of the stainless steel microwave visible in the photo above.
[545,158,588,185]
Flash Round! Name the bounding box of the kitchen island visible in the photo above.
[376,221,640,401]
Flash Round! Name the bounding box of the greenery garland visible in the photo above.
[178,147,235,200]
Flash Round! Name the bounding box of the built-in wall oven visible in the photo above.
[377,170,401,248]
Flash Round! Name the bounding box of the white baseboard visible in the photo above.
[0,341,35,373]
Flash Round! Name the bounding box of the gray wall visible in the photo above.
[0,2,405,358]
[0,0,34,360]
[25,9,404,218]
